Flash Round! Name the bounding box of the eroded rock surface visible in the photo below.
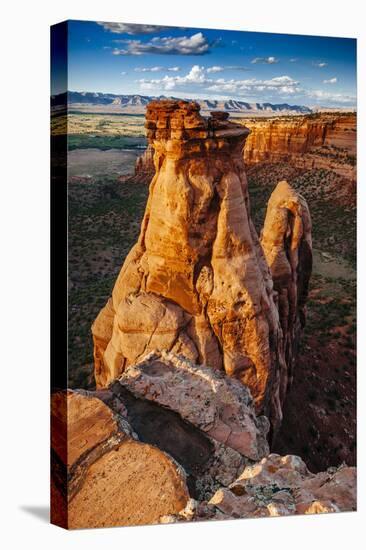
[51,354,274,524]
[92,99,312,434]
[261,181,312,397]
[68,439,189,529]
[118,143,156,185]
[205,453,356,519]
[115,351,269,461]
[99,352,272,499]
[161,453,356,523]
[51,390,190,529]
[243,114,356,183]
[52,361,355,527]
[133,143,155,183]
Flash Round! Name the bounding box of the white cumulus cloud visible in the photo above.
[97,22,173,35]
[251,56,279,64]
[323,77,337,84]
[134,66,180,72]
[138,65,301,98]
[112,32,210,56]
[206,65,250,73]
[307,89,355,105]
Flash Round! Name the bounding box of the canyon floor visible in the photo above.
[67,128,355,475]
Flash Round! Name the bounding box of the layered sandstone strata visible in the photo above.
[242,113,356,182]
[133,143,155,183]
[120,143,156,184]
[92,99,312,435]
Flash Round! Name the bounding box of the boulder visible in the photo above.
[68,439,189,529]
[203,453,356,519]
[51,390,190,529]
[96,352,273,499]
[115,351,270,461]
[162,453,356,523]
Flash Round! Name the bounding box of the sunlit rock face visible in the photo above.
[174,454,356,523]
[92,99,312,435]
[261,180,312,407]
[51,390,190,529]
[243,114,356,183]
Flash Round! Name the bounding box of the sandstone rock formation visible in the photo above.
[261,181,312,391]
[133,113,356,185]
[119,143,156,185]
[51,380,356,528]
[68,440,189,529]
[133,143,155,183]
[161,453,356,523]
[202,453,356,519]
[51,390,126,501]
[115,351,269,461]
[243,113,356,183]
[96,353,272,499]
[92,99,312,436]
[51,391,190,529]
[51,356,272,528]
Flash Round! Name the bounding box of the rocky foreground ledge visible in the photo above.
[51,353,356,529]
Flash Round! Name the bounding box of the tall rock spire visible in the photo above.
[92,99,312,436]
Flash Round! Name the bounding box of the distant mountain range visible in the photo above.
[51,91,313,116]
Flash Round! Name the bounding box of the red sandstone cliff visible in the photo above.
[242,113,356,182]
[133,143,155,183]
[133,113,356,185]
[50,102,358,530]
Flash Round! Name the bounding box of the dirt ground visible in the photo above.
[68,148,141,178]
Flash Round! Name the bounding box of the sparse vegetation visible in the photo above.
[68,174,149,388]
[68,134,146,151]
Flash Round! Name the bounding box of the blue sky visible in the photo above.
[54,20,356,107]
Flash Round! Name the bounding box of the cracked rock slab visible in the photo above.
[115,351,270,461]
[51,390,190,529]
